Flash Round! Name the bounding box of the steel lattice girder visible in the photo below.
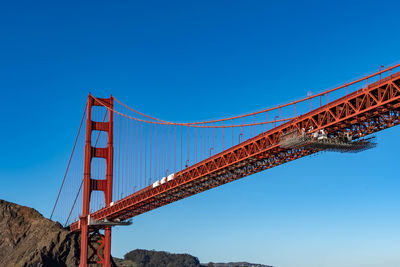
[70,72,400,232]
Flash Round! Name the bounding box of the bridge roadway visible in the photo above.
[70,71,400,231]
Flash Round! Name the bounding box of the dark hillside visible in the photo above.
[0,199,271,267]
[115,249,202,267]
[113,249,273,267]
[0,199,82,266]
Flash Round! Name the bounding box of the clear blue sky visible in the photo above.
[1,1,400,266]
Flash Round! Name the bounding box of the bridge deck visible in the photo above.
[70,71,400,232]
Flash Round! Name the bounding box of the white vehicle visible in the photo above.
[318,129,328,140]
[152,180,160,188]
[167,173,175,181]
[160,177,167,184]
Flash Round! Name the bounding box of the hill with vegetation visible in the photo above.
[113,249,272,267]
[113,249,201,267]
[0,199,271,267]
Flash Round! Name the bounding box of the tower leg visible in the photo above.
[80,217,88,267]
[104,226,111,266]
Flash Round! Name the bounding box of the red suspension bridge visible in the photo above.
[51,63,400,266]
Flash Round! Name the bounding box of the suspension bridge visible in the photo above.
[50,63,400,266]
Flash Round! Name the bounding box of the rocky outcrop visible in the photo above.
[0,199,81,267]
[0,199,272,267]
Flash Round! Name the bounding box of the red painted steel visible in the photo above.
[70,69,400,232]
[80,95,114,267]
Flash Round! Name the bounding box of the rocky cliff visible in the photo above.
[0,199,81,267]
[0,199,271,267]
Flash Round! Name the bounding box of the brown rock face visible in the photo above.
[0,199,81,267]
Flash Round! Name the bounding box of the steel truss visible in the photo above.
[71,72,400,232]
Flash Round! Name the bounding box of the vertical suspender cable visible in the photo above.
[168,125,170,173]
[180,126,183,170]
[195,127,197,163]
[144,123,147,187]
[174,125,176,174]
[139,122,142,190]
[121,116,125,198]
[231,120,234,147]
[222,121,225,151]
[150,123,152,186]
[187,126,189,166]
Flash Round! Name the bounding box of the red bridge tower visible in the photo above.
[80,94,114,267]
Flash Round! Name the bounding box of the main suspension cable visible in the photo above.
[111,62,400,126]
[64,110,109,226]
[50,103,87,220]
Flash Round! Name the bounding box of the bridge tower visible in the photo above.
[80,94,114,267]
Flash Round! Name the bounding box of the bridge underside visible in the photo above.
[70,72,400,232]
